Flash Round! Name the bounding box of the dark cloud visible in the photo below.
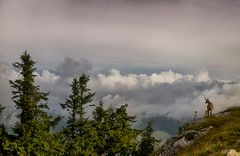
[55,57,92,78]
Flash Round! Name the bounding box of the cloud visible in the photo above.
[90,69,240,120]
[0,61,19,128]
[194,69,211,82]
[92,69,193,91]
[55,57,93,78]
[36,70,60,84]
[32,68,240,121]
[1,59,240,129]
[0,61,18,80]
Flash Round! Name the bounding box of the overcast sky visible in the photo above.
[1,0,240,128]
[1,0,240,78]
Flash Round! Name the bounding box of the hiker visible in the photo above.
[205,98,214,117]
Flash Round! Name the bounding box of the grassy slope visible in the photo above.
[177,107,240,156]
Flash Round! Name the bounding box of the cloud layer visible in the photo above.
[91,69,240,119]
[1,58,240,129]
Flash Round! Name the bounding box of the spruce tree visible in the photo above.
[0,104,4,116]
[92,100,107,155]
[0,104,6,154]
[61,74,97,155]
[93,103,138,155]
[107,104,137,155]
[9,51,51,135]
[138,121,155,156]
[4,51,63,155]
[61,78,79,139]
[61,74,95,138]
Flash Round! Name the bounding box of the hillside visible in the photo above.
[156,107,240,156]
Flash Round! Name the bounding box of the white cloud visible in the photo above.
[194,69,211,82]
[36,70,60,84]
[1,63,240,127]
[97,69,138,90]
[150,70,192,85]
[92,69,240,120]
[0,61,19,80]
[94,69,193,91]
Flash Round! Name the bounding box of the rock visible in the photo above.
[196,126,213,138]
[227,149,240,156]
[215,111,231,117]
[173,137,191,147]
[159,126,213,156]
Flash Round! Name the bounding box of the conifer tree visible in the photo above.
[138,121,155,156]
[61,78,79,139]
[4,51,63,155]
[61,74,95,138]
[93,103,138,155]
[61,74,97,155]
[0,104,4,116]
[92,100,107,155]
[9,51,54,135]
[0,103,6,154]
[107,104,137,155]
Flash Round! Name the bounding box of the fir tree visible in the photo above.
[61,78,79,139]
[93,103,138,155]
[61,74,95,138]
[0,103,6,154]
[61,74,97,155]
[138,121,155,156]
[107,104,137,155]
[0,104,4,116]
[4,51,63,155]
[92,100,107,155]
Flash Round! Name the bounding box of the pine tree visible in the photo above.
[138,121,155,156]
[4,51,63,155]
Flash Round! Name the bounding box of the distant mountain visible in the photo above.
[135,116,183,136]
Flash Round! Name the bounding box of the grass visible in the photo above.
[176,106,240,156]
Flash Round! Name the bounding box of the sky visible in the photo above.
[1,0,240,129]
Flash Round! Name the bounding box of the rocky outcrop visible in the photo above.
[159,126,213,156]
[227,150,240,156]
[222,149,240,156]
